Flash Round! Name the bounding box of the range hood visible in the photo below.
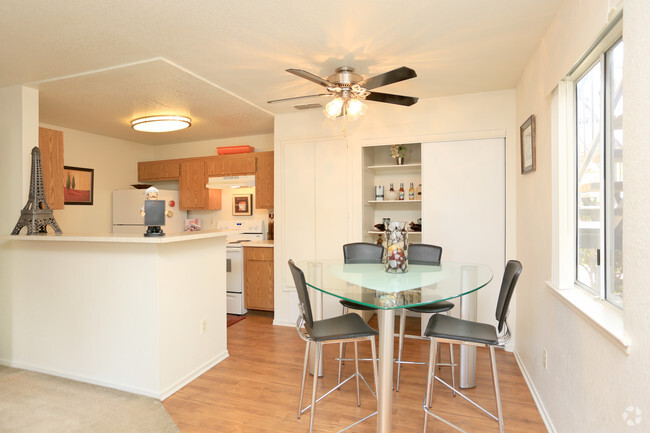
[206,175,255,189]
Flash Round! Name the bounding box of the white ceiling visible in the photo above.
[0,0,563,145]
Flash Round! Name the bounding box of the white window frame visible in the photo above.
[549,14,628,352]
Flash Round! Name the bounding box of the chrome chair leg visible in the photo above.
[371,337,379,395]
[423,338,437,431]
[489,345,504,433]
[396,309,406,392]
[309,343,322,433]
[450,343,456,397]
[298,341,310,418]
[354,341,361,406]
[337,342,344,389]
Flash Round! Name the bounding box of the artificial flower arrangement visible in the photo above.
[391,144,406,159]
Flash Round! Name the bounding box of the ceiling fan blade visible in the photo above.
[359,66,417,90]
[286,69,332,87]
[365,92,419,106]
[267,94,330,104]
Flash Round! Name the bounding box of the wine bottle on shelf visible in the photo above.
[408,182,415,200]
[399,183,405,200]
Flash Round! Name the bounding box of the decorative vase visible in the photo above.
[396,157,404,165]
[384,221,408,273]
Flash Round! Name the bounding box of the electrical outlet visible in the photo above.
[201,319,207,334]
[542,348,548,370]
[210,218,215,225]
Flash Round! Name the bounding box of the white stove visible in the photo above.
[216,220,265,315]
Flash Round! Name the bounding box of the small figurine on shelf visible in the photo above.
[376,233,383,245]
[391,144,406,165]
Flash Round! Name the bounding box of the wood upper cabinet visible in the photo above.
[39,127,65,210]
[255,152,274,209]
[205,154,255,176]
[179,160,221,210]
[138,160,180,181]
[243,246,274,311]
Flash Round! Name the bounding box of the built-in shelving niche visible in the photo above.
[362,143,422,244]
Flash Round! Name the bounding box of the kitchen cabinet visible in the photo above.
[205,154,255,176]
[138,160,180,181]
[39,127,65,210]
[254,152,274,209]
[179,160,221,210]
[243,246,274,311]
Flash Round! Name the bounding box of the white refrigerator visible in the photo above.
[112,189,186,234]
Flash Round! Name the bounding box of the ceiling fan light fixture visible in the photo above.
[323,96,367,121]
[323,97,345,119]
[346,98,367,119]
[131,115,191,133]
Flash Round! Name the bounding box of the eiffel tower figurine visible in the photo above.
[11,147,62,235]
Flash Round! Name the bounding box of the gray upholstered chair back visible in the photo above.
[495,260,522,333]
[343,242,384,264]
[288,260,314,333]
[408,243,442,265]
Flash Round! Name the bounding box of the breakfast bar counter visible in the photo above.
[3,230,234,400]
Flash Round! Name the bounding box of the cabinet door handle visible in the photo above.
[226,258,231,272]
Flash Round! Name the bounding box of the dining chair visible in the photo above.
[422,260,522,433]
[288,260,379,433]
[337,242,382,385]
[395,243,455,392]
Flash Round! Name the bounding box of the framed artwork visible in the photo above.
[232,194,253,216]
[63,166,94,205]
[520,114,536,174]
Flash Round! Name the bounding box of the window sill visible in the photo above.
[545,281,630,354]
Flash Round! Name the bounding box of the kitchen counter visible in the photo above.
[5,229,235,244]
[4,229,231,400]
[242,240,274,248]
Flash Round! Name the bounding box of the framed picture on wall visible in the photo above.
[63,166,94,205]
[520,114,536,174]
[232,194,253,216]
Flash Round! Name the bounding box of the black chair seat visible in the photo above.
[406,300,454,314]
[311,313,378,342]
[425,314,498,346]
[339,299,378,311]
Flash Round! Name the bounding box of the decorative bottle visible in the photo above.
[399,183,405,200]
[408,182,415,200]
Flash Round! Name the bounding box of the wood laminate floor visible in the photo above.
[163,311,547,432]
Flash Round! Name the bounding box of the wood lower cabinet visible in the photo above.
[138,160,180,181]
[39,127,65,210]
[255,152,274,209]
[243,246,274,311]
[179,160,221,210]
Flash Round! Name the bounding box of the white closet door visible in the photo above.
[281,138,348,319]
[421,138,505,326]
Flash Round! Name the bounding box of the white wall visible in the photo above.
[273,90,517,327]
[514,1,650,432]
[40,124,153,234]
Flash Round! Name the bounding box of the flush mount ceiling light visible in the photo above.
[131,115,191,133]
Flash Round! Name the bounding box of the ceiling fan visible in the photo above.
[268,66,419,119]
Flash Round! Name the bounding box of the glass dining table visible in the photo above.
[297,259,493,433]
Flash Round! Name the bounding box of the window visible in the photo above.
[572,36,623,308]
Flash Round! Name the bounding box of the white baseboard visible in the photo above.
[0,358,160,399]
[160,350,229,400]
[272,319,295,327]
[0,349,230,401]
[513,349,556,433]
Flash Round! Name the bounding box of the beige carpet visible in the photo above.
[0,366,180,433]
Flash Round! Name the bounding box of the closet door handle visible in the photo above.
[226,258,231,272]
